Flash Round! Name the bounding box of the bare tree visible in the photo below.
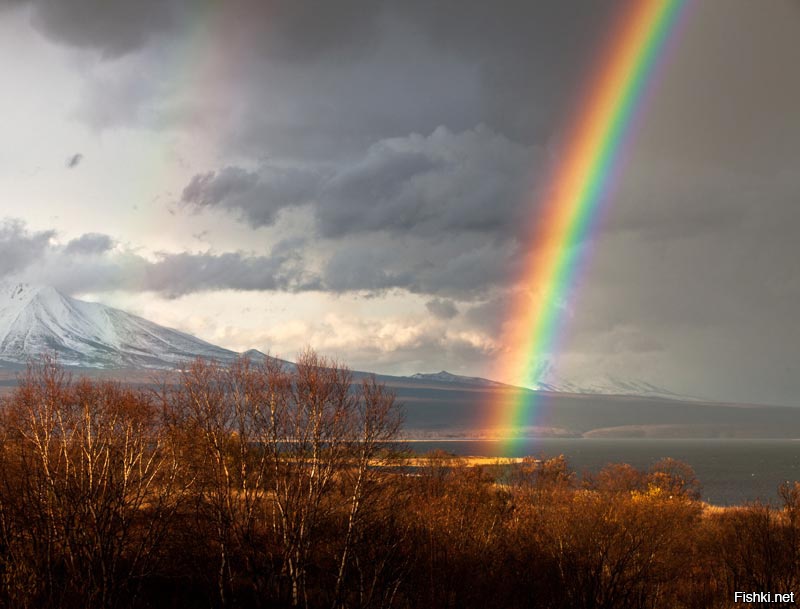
[160,356,277,607]
[265,349,357,607]
[331,375,402,609]
[1,359,184,609]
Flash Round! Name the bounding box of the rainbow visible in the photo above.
[491,0,689,441]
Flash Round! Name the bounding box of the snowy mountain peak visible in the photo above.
[0,282,240,369]
[0,282,59,313]
[531,369,697,401]
[408,365,693,401]
[408,371,505,387]
[410,371,458,382]
[1,282,40,300]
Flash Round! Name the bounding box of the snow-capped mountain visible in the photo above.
[0,283,241,369]
[0,282,694,401]
[531,375,698,401]
[521,358,698,400]
[408,371,507,387]
[408,368,694,401]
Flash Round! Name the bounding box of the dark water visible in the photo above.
[404,439,800,506]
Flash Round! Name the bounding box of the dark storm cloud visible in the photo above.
[321,243,414,293]
[65,152,83,168]
[181,166,320,227]
[464,293,513,336]
[318,127,536,238]
[140,245,321,298]
[320,234,518,298]
[26,0,617,155]
[0,219,54,276]
[26,0,180,58]
[243,0,384,62]
[174,133,537,299]
[182,167,259,207]
[182,126,539,240]
[390,1,620,141]
[21,0,384,60]
[221,0,617,151]
[425,299,458,320]
[0,1,28,12]
[63,232,113,255]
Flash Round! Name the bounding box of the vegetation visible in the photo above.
[0,353,796,608]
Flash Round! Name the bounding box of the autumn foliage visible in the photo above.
[0,353,797,608]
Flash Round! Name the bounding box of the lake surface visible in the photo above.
[404,439,800,506]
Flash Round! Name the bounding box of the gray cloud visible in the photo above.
[318,127,537,238]
[3,217,514,301]
[425,298,458,320]
[464,293,513,336]
[31,0,615,158]
[139,246,321,299]
[0,219,54,276]
[35,246,320,299]
[322,243,414,294]
[181,165,319,227]
[63,232,113,255]
[0,220,319,298]
[27,0,180,58]
[21,0,384,60]
[182,126,539,240]
[178,127,536,300]
[182,167,259,207]
[320,233,518,299]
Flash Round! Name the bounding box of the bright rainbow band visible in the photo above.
[492,0,689,440]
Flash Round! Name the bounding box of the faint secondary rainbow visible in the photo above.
[491,0,689,440]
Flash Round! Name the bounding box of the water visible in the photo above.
[404,439,800,506]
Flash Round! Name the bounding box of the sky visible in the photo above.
[0,0,799,406]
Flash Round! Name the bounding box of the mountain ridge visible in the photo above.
[1,283,795,440]
[0,282,691,401]
[407,368,697,401]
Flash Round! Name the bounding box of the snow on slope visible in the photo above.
[532,375,698,400]
[408,371,506,387]
[0,282,693,400]
[0,283,239,369]
[532,359,701,400]
[408,367,695,401]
